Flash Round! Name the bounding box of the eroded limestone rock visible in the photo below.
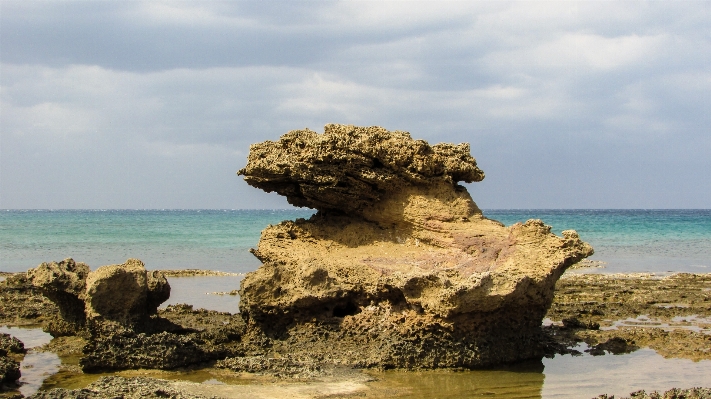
[238,124,594,368]
[26,258,89,333]
[26,259,248,372]
[0,334,23,387]
[238,123,484,216]
[27,258,170,335]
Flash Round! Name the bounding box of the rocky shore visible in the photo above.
[2,267,710,397]
[1,125,709,397]
[544,272,711,361]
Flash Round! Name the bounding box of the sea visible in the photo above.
[2,209,710,274]
[2,209,710,398]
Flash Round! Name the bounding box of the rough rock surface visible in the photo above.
[24,256,252,372]
[544,273,711,361]
[26,376,217,399]
[238,124,594,368]
[0,273,59,327]
[238,123,485,215]
[27,258,170,335]
[594,387,711,399]
[0,334,23,387]
[26,259,90,334]
[25,260,246,372]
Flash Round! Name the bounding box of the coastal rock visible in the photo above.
[84,259,170,327]
[26,259,251,372]
[0,334,23,387]
[25,376,216,399]
[0,334,25,356]
[0,356,21,387]
[238,123,484,216]
[594,387,711,399]
[238,124,594,368]
[80,329,230,372]
[26,259,89,333]
[27,258,170,334]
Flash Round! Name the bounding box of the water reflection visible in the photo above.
[9,337,711,399]
[542,349,711,398]
[0,325,60,397]
[0,325,52,348]
[367,361,545,398]
[364,350,711,398]
[162,275,243,313]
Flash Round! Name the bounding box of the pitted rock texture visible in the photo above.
[27,258,170,335]
[238,123,484,216]
[26,258,90,332]
[238,124,594,368]
[0,334,23,386]
[26,376,217,399]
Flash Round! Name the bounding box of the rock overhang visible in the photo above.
[238,124,484,217]
[237,124,593,368]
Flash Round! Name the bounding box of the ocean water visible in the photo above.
[2,209,711,397]
[1,209,709,274]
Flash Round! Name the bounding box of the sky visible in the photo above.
[1,1,709,209]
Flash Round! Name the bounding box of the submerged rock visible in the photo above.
[238,124,594,368]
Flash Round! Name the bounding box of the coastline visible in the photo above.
[2,269,710,398]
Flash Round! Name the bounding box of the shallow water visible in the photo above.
[9,324,710,399]
[364,348,711,398]
[163,275,243,313]
[0,325,60,397]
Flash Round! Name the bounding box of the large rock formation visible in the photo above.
[27,258,170,335]
[26,260,246,372]
[237,124,594,368]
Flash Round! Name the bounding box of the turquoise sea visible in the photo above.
[1,209,710,274]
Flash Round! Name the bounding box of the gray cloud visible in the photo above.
[1,1,709,209]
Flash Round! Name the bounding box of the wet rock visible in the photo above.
[26,260,247,372]
[216,355,327,379]
[0,335,24,356]
[0,356,21,387]
[77,306,245,372]
[585,337,638,356]
[80,329,230,372]
[562,317,600,330]
[238,124,594,368]
[0,334,23,387]
[545,273,711,362]
[25,376,217,399]
[594,387,711,399]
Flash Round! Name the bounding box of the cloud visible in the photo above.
[1,1,710,208]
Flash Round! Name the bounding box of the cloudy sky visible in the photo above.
[1,1,709,209]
